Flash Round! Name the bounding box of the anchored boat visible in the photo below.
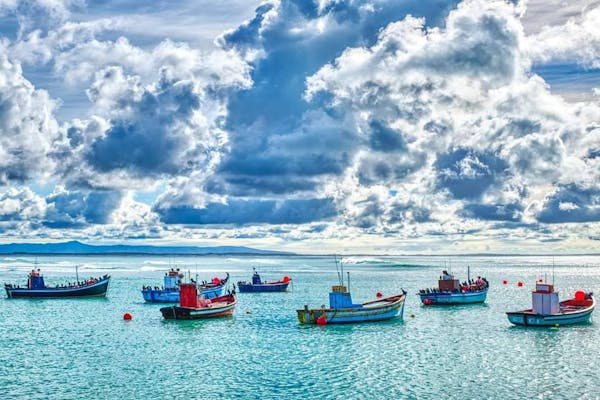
[506,282,595,327]
[5,268,110,298]
[160,282,236,320]
[237,268,291,292]
[297,259,405,324]
[142,270,228,303]
[418,269,488,305]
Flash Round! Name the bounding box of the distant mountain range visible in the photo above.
[0,241,293,255]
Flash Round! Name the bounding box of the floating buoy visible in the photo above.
[502,280,508,285]
[282,276,291,283]
[246,310,251,314]
[575,290,586,301]
[423,298,433,305]
[316,315,327,325]
[376,292,383,298]
[123,313,132,321]
[517,281,523,287]
[410,313,415,318]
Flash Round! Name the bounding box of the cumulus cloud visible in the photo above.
[0,56,60,184]
[527,6,600,68]
[43,187,122,228]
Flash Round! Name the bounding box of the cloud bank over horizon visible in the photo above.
[1,0,600,254]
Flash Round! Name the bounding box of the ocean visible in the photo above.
[0,255,598,399]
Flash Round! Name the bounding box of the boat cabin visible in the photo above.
[329,285,362,309]
[251,271,262,285]
[532,283,559,315]
[28,270,46,289]
[438,270,459,291]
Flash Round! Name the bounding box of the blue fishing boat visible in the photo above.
[5,268,110,298]
[296,260,406,324]
[418,269,488,305]
[142,270,228,303]
[237,268,291,292]
[507,282,595,327]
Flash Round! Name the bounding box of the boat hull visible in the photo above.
[142,284,223,303]
[297,293,406,324]
[507,297,595,326]
[419,289,488,305]
[237,282,289,292]
[5,278,110,299]
[160,297,237,320]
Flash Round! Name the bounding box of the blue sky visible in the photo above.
[1,0,600,254]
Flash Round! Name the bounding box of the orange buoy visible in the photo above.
[282,276,291,283]
[123,313,132,321]
[316,315,327,325]
[575,291,586,301]
[502,280,508,285]
[517,281,523,287]
[376,292,383,298]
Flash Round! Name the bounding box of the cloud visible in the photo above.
[526,6,600,68]
[156,197,337,225]
[0,56,60,184]
[43,187,122,228]
[0,187,46,221]
[536,184,600,223]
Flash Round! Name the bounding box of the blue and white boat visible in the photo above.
[142,270,228,303]
[418,270,488,305]
[5,269,110,298]
[507,282,595,327]
[297,261,405,324]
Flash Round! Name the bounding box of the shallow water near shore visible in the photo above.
[0,255,599,399]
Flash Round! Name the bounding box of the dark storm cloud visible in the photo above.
[44,189,122,228]
[435,147,509,200]
[156,197,337,225]
[461,202,523,222]
[537,184,600,223]
[85,75,201,176]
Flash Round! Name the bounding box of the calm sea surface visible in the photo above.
[0,255,599,399]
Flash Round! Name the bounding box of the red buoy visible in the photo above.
[517,281,523,287]
[502,280,508,285]
[423,298,433,305]
[316,315,327,325]
[212,277,221,285]
[123,313,132,321]
[282,276,291,283]
[575,290,586,301]
[376,292,383,298]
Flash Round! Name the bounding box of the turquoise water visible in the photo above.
[1,255,599,399]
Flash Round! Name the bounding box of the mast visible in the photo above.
[76,264,79,283]
[467,265,470,282]
[347,271,350,292]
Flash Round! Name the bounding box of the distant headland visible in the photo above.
[0,240,294,256]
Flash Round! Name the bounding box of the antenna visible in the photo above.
[552,256,555,286]
[347,271,350,292]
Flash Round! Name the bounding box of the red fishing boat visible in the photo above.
[160,282,236,320]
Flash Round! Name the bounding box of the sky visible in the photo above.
[1,0,600,254]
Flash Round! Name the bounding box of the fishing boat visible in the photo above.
[237,268,291,292]
[160,282,237,320]
[141,270,228,303]
[4,268,110,298]
[506,282,595,327]
[418,268,488,305]
[296,260,406,324]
